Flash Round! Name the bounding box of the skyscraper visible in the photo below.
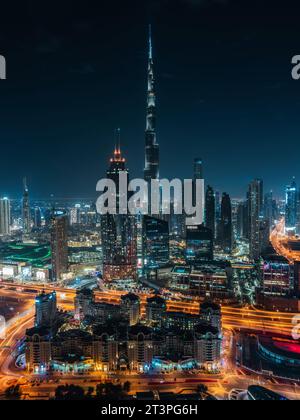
[0,197,10,236]
[143,215,169,270]
[219,193,232,253]
[205,185,215,239]
[35,291,57,328]
[101,143,136,281]
[285,178,298,233]
[248,179,264,260]
[144,25,159,185]
[34,207,42,228]
[50,211,69,281]
[22,178,31,234]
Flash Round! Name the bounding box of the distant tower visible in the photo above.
[50,211,69,281]
[0,197,11,236]
[205,185,215,239]
[144,25,159,185]
[248,179,264,260]
[22,178,31,234]
[219,192,232,253]
[285,177,297,233]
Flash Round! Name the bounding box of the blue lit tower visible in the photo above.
[144,25,159,185]
[22,177,31,234]
[285,177,297,233]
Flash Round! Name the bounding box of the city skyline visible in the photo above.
[1,1,300,199]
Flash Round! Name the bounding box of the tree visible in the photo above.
[197,384,208,395]
[5,385,22,400]
[55,384,86,400]
[96,382,125,400]
[123,381,131,393]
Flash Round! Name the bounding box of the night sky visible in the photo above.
[1,0,300,200]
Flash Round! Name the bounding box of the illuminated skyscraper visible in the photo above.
[248,179,264,260]
[219,193,232,253]
[35,291,57,328]
[0,197,10,236]
[22,177,31,234]
[205,185,215,239]
[143,215,169,270]
[101,140,136,281]
[144,25,159,185]
[34,207,42,228]
[285,178,297,233]
[50,211,69,281]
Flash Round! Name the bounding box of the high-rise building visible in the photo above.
[22,178,31,234]
[35,291,57,328]
[143,215,169,270]
[285,178,298,233]
[0,197,10,236]
[236,201,249,239]
[101,143,136,281]
[34,207,42,228]
[248,179,264,260]
[186,224,214,263]
[144,25,159,185]
[219,193,232,253]
[50,211,69,281]
[120,293,141,326]
[146,295,167,329]
[69,205,81,226]
[200,301,222,333]
[205,185,215,239]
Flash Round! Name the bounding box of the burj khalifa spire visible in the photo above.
[144,25,159,184]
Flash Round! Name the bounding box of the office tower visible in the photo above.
[264,191,275,230]
[186,224,213,263]
[120,293,141,326]
[35,291,57,327]
[142,215,169,270]
[200,301,222,333]
[128,325,154,372]
[144,25,159,185]
[69,205,80,226]
[215,191,222,241]
[285,178,297,233]
[50,211,69,281]
[193,323,222,370]
[22,178,31,234]
[101,144,136,281]
[146,295,167,329]
[237,201,248,239]
[219,193,232,253]
[205,185,215,239]
[248,179,263,260]
[34,207,42,228]
[0,197,10,236]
